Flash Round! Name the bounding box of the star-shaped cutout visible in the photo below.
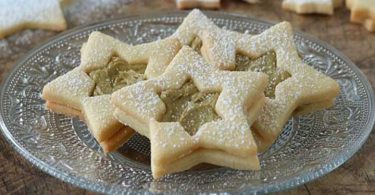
[112,46,268,178]
[282,0,343,15]
[43,32,181,152]
[347,0,375,32]
[0,0,67,38]
[176,0,220,9]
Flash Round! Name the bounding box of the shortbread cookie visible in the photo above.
[233,22,339,152]
[346,0,375,32]
[282,0,342,15]
[176,0,220,9]
[112,46,268,178]
[171,10,339,152]
[242,0,260,3]
[0,0,67,38]
[43,32,181,152]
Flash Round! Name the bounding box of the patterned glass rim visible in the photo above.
[0,11,374,194]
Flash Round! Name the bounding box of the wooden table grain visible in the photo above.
[0,0,374,194]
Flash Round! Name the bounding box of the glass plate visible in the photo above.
[0,12,374,194]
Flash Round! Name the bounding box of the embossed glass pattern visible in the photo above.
[0,12,374,194]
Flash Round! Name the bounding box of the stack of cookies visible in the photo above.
[42,9,340,179]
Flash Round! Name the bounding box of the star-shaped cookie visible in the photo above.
[347,0,375,32]
[282,0,342,15]
[171,10,339,151]
[176,0,220,9]
[231,22,340,151]
[0,0,67,38]
[112,46,268,178]
[43,32,181,152]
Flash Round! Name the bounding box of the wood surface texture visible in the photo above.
[0,0,374,194]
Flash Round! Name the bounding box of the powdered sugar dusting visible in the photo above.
[43,68,94,108]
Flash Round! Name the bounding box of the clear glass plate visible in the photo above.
[0,12,374,194]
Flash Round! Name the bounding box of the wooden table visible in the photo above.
[0,0,374,194]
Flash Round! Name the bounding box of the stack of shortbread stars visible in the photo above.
[42,9,339,179]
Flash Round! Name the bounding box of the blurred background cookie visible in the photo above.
[176,0,220,9]
[0,0,66,39]
[282,0,342,15]
[346,0,375,32]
